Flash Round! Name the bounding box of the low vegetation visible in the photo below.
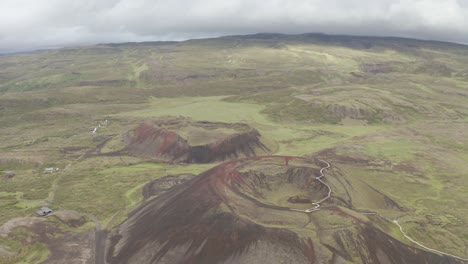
[0,34,467,263]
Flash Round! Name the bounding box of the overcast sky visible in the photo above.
[1,0,468,53]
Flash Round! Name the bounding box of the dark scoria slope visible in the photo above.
[106,156,461,264]
[125,122,270,163]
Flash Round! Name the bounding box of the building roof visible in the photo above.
[37,207,52,215]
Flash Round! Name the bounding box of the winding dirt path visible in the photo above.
[287,159,467,261]
[85,155,468,262]
[358,211,468,262]
[290,159,331,213]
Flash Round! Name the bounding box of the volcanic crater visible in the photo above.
[124,117,270,163]
[231,162,329,210]
[106,156,461,264]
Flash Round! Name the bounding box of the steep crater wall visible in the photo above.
[125,121,270,163]
[107,156,462,264]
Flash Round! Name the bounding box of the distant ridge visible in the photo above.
[216,32,468,50]
[4,32,467,54]
[0,48,54,56]
[97,41,179,47]
[95,32,468,52]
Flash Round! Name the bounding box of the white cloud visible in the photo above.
[1,0,468,52]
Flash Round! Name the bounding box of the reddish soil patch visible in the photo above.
[125,123,191,161]
[125,122,269,163]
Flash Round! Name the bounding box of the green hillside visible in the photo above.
[0,34,467,263]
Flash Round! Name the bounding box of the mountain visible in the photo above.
[0,33,467,264]
[107,156,462,264]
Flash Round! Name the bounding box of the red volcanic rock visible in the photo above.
[125,123,191,161]
[106,156,460,264]
[125,122,269,163]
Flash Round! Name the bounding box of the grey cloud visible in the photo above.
[1,0,468,53]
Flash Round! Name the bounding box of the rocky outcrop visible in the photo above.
[326,103,374,119]
[125,123,191,162]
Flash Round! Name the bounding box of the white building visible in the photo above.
[44,168,59,174]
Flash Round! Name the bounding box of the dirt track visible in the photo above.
[290,159,331,213]
[89,215,107,264]
[358,211,468,261]
[95,229,108,264]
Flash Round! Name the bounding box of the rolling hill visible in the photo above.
[0,33,467,263]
